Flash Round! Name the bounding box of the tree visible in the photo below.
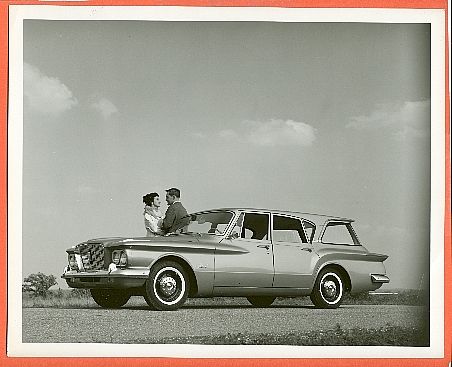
[22,272,57,297]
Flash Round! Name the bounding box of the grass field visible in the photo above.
[22,288,428,308]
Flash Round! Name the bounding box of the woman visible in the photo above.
[143,192,163,236]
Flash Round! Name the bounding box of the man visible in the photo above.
[161,188,190,234]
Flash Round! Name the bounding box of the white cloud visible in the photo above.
[243,119,316,147]
[392,124,427,142]
[24,62,78,116]
[347,100,430,141]
[218,119,316,147]
[91,98,119,120]
[218,129,239,139]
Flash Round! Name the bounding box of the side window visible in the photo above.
[273,215,307,243]
[302,220,316,243]
[322,222,358,245]
[240,213,269,241]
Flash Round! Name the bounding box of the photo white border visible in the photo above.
[7,5,446,358]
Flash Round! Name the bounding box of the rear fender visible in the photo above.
[312,252,388,294]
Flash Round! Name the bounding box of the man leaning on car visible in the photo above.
[162,187,190,234]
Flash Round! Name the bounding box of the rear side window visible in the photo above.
[273,215,307,243]
[321,222,359,245]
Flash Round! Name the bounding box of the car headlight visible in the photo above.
[112,250,128,267]
[112,251,120,265]
[119,252,128,266]
[68,254,79,271]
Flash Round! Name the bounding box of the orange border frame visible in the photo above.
[1,1,450,366]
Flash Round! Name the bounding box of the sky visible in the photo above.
[21,20,431,290]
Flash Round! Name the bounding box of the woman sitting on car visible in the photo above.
[143,192,163,236]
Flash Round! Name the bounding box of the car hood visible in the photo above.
[67,233,223,251]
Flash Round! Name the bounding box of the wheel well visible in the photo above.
[152,256,199,297]
[319,264,352,292]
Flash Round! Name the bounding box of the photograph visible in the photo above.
[5,4,448,363]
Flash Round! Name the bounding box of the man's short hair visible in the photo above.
[166,188,181,198]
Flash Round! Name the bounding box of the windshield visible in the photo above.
[187,211,234,235]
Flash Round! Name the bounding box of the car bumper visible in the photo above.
[62,267,150,289]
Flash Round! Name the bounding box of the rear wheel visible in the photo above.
[90,289,131,308]
[310,268,345,309]
[246,296,276,307]
[144,261,189,311]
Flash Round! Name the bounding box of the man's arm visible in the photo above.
[162,205,176,232]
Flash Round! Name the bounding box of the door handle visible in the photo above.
[301,247,312,252]
[257,244,270,250]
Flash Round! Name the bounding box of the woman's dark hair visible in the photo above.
[143,192,159,206]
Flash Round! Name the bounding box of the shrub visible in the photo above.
[70,288,91,298]
[22,272,57,298]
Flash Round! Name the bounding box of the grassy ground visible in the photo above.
[137,324,429,346]
[22,288,429,308]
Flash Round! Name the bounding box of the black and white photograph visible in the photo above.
[7,5,446,359]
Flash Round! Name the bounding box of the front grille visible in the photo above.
[77,243,105,271]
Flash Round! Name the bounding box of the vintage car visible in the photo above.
[62,208,389,310]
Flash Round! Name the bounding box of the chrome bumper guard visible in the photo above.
[371,274,390,283]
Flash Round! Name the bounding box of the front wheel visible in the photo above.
[144,261,189,311]
[310,268,345,309]
[246,296,276,307]
[90,289,130,308]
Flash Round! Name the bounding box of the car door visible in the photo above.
[214,211,274,288]
[272,214,319,289]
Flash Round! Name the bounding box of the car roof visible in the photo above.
[196,208,354,223]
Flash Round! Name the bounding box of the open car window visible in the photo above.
[237,212,270,241]
[273,215,307,243]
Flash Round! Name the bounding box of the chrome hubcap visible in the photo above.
[323,280,337,298]
[159,275,177,297]
[153,266,186,306]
